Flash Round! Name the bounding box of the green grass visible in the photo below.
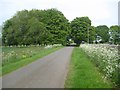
[2,46,45,66]
[1,46,62,76]
[65,47,113,88]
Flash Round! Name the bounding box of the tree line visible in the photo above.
[2,8,120,46]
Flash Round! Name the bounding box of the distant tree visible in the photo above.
[95,25,110,43]
[70,17,91,45]
[110,25,120,45]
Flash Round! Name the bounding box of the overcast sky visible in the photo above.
[0,0,119,27]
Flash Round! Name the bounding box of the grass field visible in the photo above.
[1,46,62,76]
[65,47,113,88]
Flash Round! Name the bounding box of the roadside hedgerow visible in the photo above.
[80,44,119,87]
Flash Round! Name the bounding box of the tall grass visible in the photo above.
[2,46,44,66]
[80,44,119,87]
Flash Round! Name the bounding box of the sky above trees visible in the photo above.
[0,0,119,27]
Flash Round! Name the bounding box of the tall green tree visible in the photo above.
[2,20,16,46]
[110,25,120,45]
[2,10,29,45]
[70,17,91,45]
[43,9,70,45]
[2,9,70,46]
[24,17,48,45]
[95,25,110,43]
[88,26,96,43]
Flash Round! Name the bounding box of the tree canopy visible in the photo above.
[2,9,70,46]
[95,25,110,43]
[2,8,120,46]
[110,25,120,44]
[70,17,95,45]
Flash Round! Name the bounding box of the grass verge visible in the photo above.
[64,47,113,88]
[1,46,62,76]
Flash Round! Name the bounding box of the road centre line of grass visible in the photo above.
[1,46,63,76]
[65,47,113,88]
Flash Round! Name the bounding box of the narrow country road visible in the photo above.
[2,47,74,88]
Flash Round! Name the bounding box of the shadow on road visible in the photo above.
[66,45,79,47]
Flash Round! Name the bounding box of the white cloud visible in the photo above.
[0,0,119,27]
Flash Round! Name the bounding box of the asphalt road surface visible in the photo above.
[2,47,74,88]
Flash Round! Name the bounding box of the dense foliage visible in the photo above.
[95,25,110,43]
[70,17,96,45]
[2,8,120,45]
[2,9,70,46]
[110,25,120,45]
